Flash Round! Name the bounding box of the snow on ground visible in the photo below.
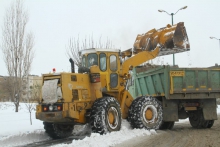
[55,120,156,147]
[0,102,220,147]
[0,102,50,147]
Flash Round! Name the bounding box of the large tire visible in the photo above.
[90,97,122,134]
[189,110,208,129]
[43,122,73,139]
[43,122,57,139]
[128,96,163,130]
[53,124,74,138]
[207,120,214,128]
[127,96,142,123]
[159,121,175,130]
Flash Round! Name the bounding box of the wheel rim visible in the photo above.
[145,108,153,120]
[143,105,157,123]
[107,107,119,129]
[108,111,114,124]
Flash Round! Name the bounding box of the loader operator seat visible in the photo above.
[88,53,98,68]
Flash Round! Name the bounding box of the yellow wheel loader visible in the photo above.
[36,22,190,139]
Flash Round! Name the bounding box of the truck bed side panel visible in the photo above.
[132,66,220,100]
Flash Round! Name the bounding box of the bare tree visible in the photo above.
[66,35,114,67]
[25,82,41,125]
[1,0,35,112]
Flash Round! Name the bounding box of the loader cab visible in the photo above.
[80,48,121,92]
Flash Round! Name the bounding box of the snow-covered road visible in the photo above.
[0,102,155,147]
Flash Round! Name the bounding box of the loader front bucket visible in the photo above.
[133,22,190,56]
[173,22,190,49]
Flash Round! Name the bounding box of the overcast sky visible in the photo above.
[0,0,220,76]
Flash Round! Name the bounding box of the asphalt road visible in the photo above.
[115,114,220,147]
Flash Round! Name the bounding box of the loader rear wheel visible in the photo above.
[189,110,208,129]
[159,121,175,130]
[43,122,73,139]
[90,97,122,134]
[128,96,163,130]
[53,124,74,138]
[43,122,57,139]
[207,120,214,128]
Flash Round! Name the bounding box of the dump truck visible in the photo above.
[128,65,219,129]
[36,22,190,138]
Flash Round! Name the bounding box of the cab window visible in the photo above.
[110,55,117,71]
[99,53,106,71]
[82,55,86,67]
[87,53,98,68]
[110,73,118,88]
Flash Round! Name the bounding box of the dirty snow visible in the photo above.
[0,102,219,147]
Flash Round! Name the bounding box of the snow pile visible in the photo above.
[55,120,155,147]
[72,124,92,136]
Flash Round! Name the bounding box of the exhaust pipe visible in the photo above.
[69,58,75,73]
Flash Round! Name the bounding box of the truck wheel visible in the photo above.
[43,122,73,139]
[90,97,122,134]
[159,121,175,130]
[128,96,163,130]
[189,110,208,129]
[207,120,214,128]
[167,121,175,129]
[127,96,142,123]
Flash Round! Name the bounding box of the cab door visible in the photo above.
[108,53,119,90]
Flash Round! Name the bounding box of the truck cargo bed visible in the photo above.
[129,65,220,100]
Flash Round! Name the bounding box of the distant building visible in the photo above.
[22,75,42,102]
[0,76,10,102]
[0,75,42,102]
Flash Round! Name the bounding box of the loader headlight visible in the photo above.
[49,105,53,111]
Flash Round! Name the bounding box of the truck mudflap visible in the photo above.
[202,99,218,120]
[133,22,190,56]
[161,98,218,121]
[162,98,179,121]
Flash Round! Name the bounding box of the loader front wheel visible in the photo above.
[128,96,163,130]
[90,97,122,134]
[43,122,73,139]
